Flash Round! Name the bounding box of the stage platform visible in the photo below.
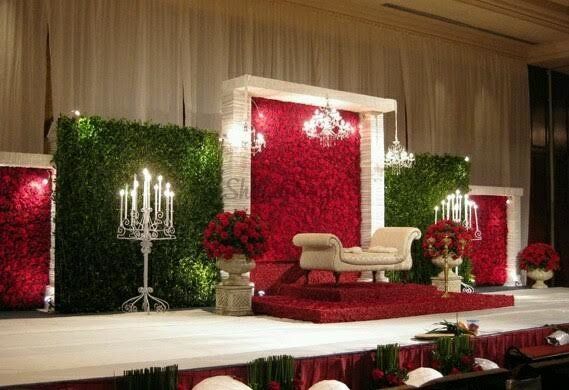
[1,288,569,388]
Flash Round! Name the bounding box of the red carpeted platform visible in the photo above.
[252,282,515,323]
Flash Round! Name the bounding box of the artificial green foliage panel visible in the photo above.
[55,116,222,312]
[385,154,470,284]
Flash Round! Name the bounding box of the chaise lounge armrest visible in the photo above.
[292,233,342,249]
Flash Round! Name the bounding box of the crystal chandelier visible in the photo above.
[242,120,266,156]
[384,113,414,174]
[303,98,353,147]
[223,75,266,155]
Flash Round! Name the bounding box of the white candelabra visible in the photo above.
[434,189,481,240]
[117,168,175,313]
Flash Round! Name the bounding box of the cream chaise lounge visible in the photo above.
[293,227,421,283]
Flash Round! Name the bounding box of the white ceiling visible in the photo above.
[376,0,569,44]
[290,0,569,72]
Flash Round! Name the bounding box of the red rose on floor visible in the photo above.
[267,380,281,390]
[460,354,474,366]
[385,373,399,385]
[372,368,385,382]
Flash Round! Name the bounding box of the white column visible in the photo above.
[506,195,523,286]
[221,87,251,213]
[359,112,385,282]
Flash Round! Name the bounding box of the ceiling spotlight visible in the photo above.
[465,156,470,162]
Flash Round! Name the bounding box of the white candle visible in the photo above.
[131,189,136,224]
[119,190,125,225]
[154,184,158,219]
[165,183,171,225]
[464,195,468,227]
[446,196,452,219]
[474,204,479,231]
[170,192,174,226]
[434,206,438,223]
[132,175,138,213]
[458,195,462,220]
[441,201,445,220]
[158,175,163,212]
[142,169,149,209]
[124,184,129,220]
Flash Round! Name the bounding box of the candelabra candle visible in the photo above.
[117,168,176,314]
[119,190,125,226]
[154,184,158,219]
[433,190,481,240]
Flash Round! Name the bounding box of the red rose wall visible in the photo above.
[250,98,361,290]
[469,195,508,285]
[0,167,52,309]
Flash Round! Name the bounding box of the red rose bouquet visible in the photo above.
[423,220,474,260]
[431,335,482,375]
[203,210,267,260]
[518,243,560,271]
[372,344,409,388]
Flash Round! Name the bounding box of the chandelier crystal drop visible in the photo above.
[243,121,266,156]
[303,99,353,147]
[384,114,414,174]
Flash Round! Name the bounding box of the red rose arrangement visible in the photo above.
[372,344,409,388]
[203,210,267,260]
[431,335,482,376]
[423,220,474,259]
[518,243,560,271]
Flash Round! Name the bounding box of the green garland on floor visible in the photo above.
[54,116,222,312]
[385,154,471,284]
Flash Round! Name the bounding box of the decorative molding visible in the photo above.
[221,74,393,249]
[528,39,569,67]
[0,152,53,168]
[455,0,569,34]
[280,0,531,60]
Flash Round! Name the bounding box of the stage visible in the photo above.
[1,288,569,388]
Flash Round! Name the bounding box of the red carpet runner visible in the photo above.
[252,283,514,323]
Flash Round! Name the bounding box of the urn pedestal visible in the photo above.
[215,254,255,316]
[527,268,553,289]
[431,256,463,296]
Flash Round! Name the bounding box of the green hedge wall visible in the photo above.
[385,154,470,284]
[55,116,222,313]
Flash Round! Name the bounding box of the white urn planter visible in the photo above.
[527,268,553,289]
[215,254,255,316]
[216,254,256,286]
[431,255,463,296]
[432,255,463,277]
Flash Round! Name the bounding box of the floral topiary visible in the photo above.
[518,243,560,272]
[422,220,474,260]
[203,210,267,260]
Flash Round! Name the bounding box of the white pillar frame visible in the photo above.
[0,152,55,309]
[469,185,524,286]
[221,75,396,248]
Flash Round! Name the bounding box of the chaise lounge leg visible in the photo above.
[333,272,341,285]
[372,271,377,282]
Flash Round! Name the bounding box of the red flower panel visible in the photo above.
[250,97,361,263]
[469,195,508,286]
[0,167,52,309]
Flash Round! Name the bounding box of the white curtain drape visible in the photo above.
[0,0,46,153]
[0,0,531,242]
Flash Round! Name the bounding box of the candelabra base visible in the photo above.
[121,287,169,314]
